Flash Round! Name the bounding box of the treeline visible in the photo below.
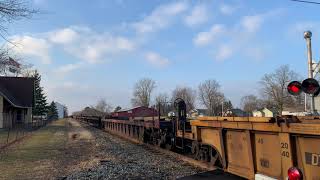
[129,78,232,116]
[129,64,305,116]
[93,65,304,116]
[241,65,305,114]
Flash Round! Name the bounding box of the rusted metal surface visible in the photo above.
[78,114,320,179]
[191,116,320,179]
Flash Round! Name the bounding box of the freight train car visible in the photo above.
[102,98,320,180]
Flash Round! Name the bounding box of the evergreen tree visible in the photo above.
[114,106,122,112]
[223,100,233,111]
[47,101,59,121]
[32,70,48,116]
[63,105,68,118]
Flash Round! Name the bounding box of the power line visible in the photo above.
[290,0,320,5]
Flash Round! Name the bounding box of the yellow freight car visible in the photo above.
[179,116,320,180]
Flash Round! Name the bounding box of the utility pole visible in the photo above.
[304,31,315,113]
[221,102,224,116]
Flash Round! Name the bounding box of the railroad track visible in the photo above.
[78,120,214,169]
[79,120,245,179]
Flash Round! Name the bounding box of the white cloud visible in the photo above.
[215,45,233,61]
[220,4,236,15]
[10,35,51,64]
[49,28,78,44]
[241,15,263,33]
[145,52,169,67]
[54,63,83,75]
[10,26,136,65]
[192,10,280,61]
[193,24,225,46]
[184,4,208,27]
[47,26,135,64]
[132,1,188,33]
[65,34,135,64]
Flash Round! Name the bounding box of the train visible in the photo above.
[73,98,320,180]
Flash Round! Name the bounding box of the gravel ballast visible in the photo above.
[67,122,204,180]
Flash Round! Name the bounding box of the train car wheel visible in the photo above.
[191,141,200,160]
[209,146,224,169]
[158,134,166,148]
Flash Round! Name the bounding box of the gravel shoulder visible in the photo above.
[0,118,204,180]
[67,121,205,180]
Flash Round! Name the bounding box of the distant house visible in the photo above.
[189,109,208,117]
[0,77,34,128]
[74,107,107,118]
[282,107,309,116]
[252,108,275,117]
[223,109,248,117]
[111,106,158,119]
[55,102,65,119]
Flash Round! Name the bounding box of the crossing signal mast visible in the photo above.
[287,31,320,114]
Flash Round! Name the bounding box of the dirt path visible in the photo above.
[0,119,100,180]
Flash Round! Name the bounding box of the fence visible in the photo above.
[0,113,48,149]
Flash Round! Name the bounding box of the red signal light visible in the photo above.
[288,167,303,180]
[302,78,320,95]
[288,81,302,95]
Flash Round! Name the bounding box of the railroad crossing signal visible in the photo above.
[287,81,302,95]
[288,78,320,96]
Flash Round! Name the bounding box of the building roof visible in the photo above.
[0,77,34,108]
[116,106,151,112]
[282,107,305,112]
[76,107,106,117]
[190,109,208,115]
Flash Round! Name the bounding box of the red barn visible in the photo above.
[112,106,158,119]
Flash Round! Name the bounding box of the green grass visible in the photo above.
[0,119,68,179]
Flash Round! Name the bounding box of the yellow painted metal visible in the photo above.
[226,130,255,179]
[252,123,281,132]
[176,130,193,140]
[196,116,272,122]
[237,122,253,129]
[199,128,226,166]
[283,123,320,135]
[254,133,281,179]
[279,133,293,180]
[190,116,320,179]
[221,121,238,129]
[296,137,320,180]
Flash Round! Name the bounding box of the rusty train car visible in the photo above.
[74,98,320,180]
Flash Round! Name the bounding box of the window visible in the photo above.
[16,110,22,124]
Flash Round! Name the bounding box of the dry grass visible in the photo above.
[0,119,67,180]
[0,118,100,180]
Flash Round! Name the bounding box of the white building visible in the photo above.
[252,108,275,117]
[55,102,65,119]
[314,96,320,113]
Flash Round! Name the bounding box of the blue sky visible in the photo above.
[6,0,320,112]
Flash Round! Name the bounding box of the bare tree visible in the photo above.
[240,95,264,114]
[0,0,37,39]
[0,53,33,76]
[0,0,38,76]
[260,65,300,113]
[155,93,169,104]
[131,78,156,107]
[155,93,172,116]
[172,86,196,112]
[198,79,225,116]
[95,99,113,113]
